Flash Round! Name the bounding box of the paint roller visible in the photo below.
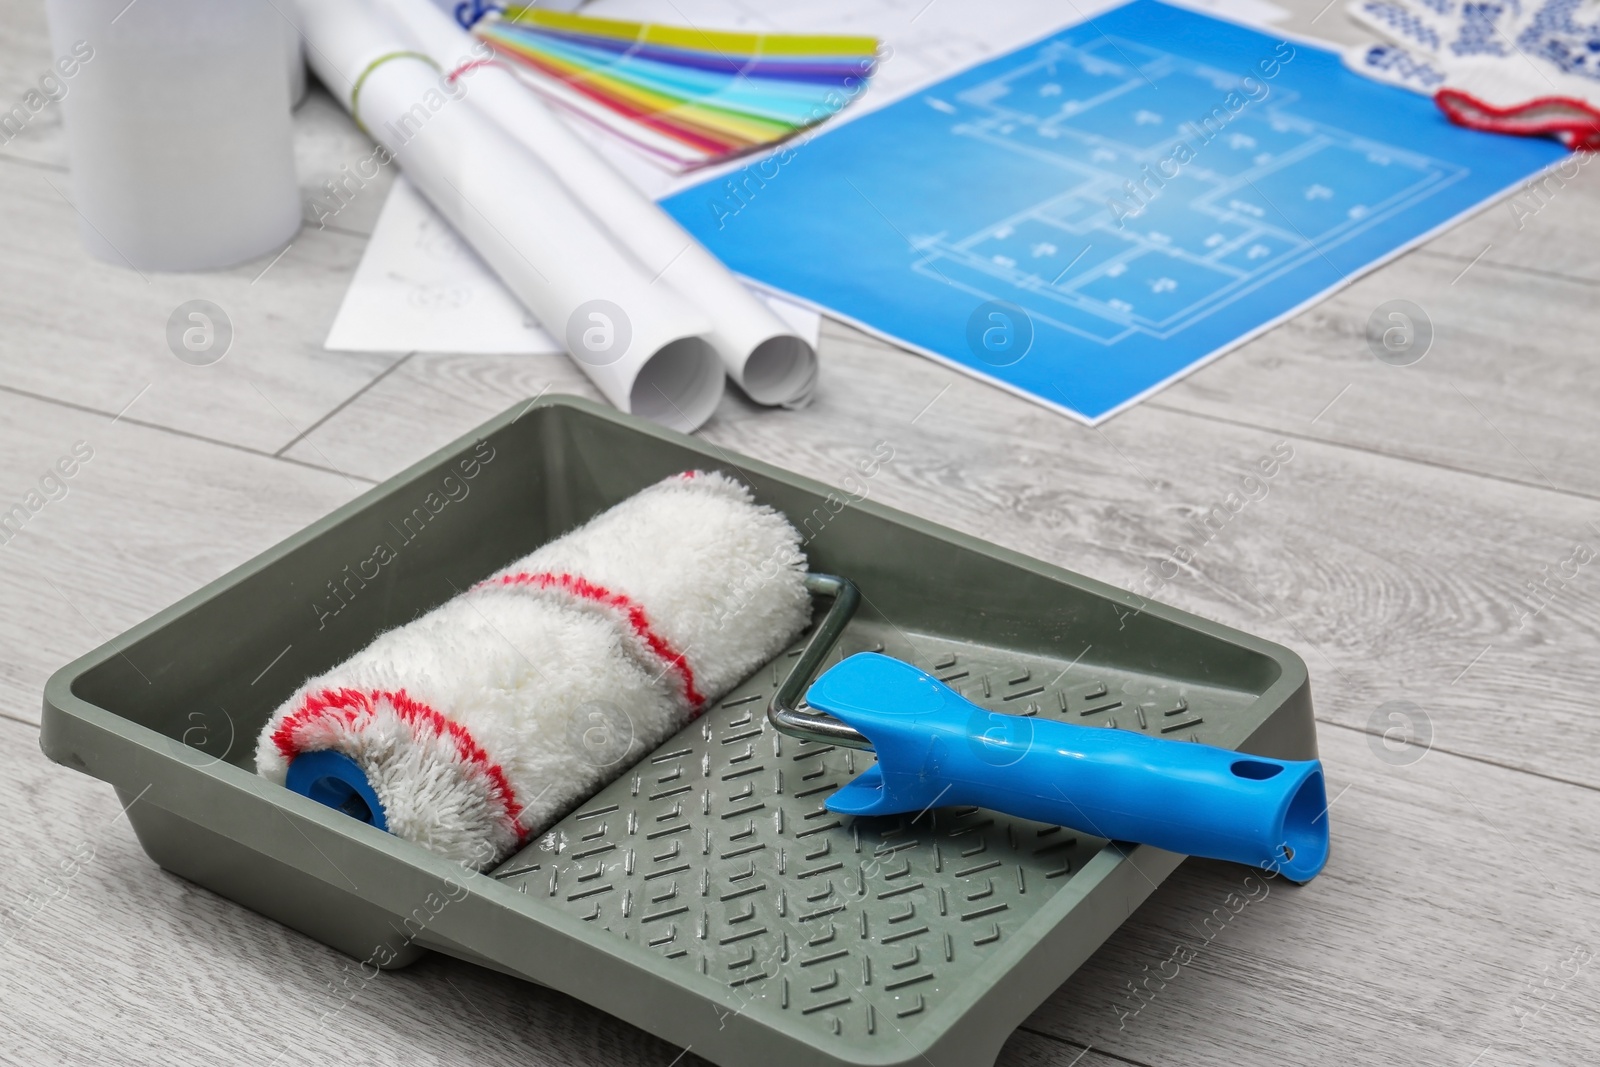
[256,471,811,870]
[262,482,1329,882]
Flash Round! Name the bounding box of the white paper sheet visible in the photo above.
[325,174,822,358]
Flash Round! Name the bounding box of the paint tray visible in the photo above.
[40,395,1316,1067]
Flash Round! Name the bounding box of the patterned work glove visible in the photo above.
[1344,0,1600,149]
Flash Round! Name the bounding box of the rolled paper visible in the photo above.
[295,0,726,431]
[44,0,300,271]
[257,471,812,869]
[376,0,819,406]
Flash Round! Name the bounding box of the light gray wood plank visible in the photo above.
[0,0,62,172]
[1153,249,1600,497]
[1417,157,1600,284]
[279,351,607,476]
[0,156,398,455]
[997,1031,1120,1066]
[0,389,362,727]
[1268,0,1371,47]
[1026,721,1600,1067]
[293,88,398,239]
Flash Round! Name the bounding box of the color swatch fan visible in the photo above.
[472,7,880,170]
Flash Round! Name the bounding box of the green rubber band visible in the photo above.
[349,50,441,136]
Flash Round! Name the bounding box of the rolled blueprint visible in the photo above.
[295,0,725,431]
[258,471,812,869]
[376,0,819,406]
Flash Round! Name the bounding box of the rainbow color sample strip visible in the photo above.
[475,7,879,169]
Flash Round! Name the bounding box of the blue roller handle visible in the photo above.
[805,653,1330,882]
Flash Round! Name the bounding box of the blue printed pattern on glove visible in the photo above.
[1346,0,1600,112]
[1519,0,1600,81]
[1350,40,1451,90]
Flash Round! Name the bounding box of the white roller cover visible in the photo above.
[257,471,811,869]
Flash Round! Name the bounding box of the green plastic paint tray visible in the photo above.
[40,395,1318,1067]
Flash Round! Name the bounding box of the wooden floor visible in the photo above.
[4,2,1599,1064]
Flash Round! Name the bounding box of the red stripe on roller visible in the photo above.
[272,687,527,840]
[484,570,707,709]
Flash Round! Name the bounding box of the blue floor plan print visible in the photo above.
[913,37,1464,346]
[664,1,1563,422]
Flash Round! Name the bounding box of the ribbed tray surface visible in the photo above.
[491,620,1255,1046]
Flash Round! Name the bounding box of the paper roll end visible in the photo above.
[629,337,725,432]
[740,336,818,407]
